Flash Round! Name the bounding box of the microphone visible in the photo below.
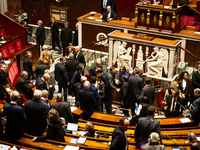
[162,132,182,148]
[175,99,187,117]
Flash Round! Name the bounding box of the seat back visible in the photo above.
[13,38,23,51]
[8,61,19,86]
[0,45,8,59]
[0,27,10,40]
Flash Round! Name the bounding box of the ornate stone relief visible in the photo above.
[95,33,108,46]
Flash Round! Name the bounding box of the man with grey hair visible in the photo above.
[34,20,46,54]
[74,46,85,65]
[61,22,72,56]
[89,59,102,78]
[3,91,26,143]
[16,71,35,100]
[142,132,165,150]
[78,80,96,120]
[24,89,48,136]
[35,73,50,91]
[188,131,197,143]
[129,67,144,117]
[191,64,200,103]
[0,63,8,101]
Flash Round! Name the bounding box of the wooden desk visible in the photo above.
[90,112,194,127]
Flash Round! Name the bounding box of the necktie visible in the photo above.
[172,99,175,116]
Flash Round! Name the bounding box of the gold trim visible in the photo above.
[55,0,63,2]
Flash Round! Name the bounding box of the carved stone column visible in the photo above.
[108,38,113,67]
[180,38,186,62]
[168,48,175,79]
[78,21,82,47]
[135,7,138,27]
[0,0,8,14]
[146,9,150,29]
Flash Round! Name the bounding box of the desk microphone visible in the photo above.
[162,132,182,148]
[175,100,187,117]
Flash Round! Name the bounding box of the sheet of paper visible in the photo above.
[78,131,86,136]
[195,32,200,34]
[90,11,97,14]
[87,17,95,20]
[95,19,102,22]
[196,137,200,141]
[71,106,77,112]
[11,146,18,150]
[69,138,78,144]
[77,137,87,144]
[179,118,191,123]
[64,145,79,150]
[4,60,10,65]
[164,6,170,9]
[6,88,11,92]
[0,144,11,150]
[67,123,78,132]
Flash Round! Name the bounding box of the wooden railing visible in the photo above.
[180,46,200,61]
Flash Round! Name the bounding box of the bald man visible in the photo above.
[89,59,102,78]
[103,6,116,20]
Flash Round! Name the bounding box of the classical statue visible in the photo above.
[113,41,132,71]
[146,47,168,77]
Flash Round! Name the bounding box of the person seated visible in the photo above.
[32,108,65,142]
[191,142,200,150]
[60,117,72,134]
[0,35,4,41]
[103,6,116,21]
[142,132,165,150]
[84,122,95,137]
[188,131,197,143]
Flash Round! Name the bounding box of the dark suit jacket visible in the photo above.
[23,57,33,78]
[71,70,81,87]
[110,126,127,150]
[103,10,116,20]
[36,25,46,43]
[129,75,144,98]
[164,95,183,117]
[102,73,111,98]
[135,116,161,148]
[74,51,86,65]
[4,103,26,142]
[16,76,34,95]
[191,96,200,125]
[119,82,129,105]
[36,121,65,142]
[24,99,49,136]
[89,66,103,78]
[32,62,48,78]
[89,84,99,110]
[106,71,117,91]
[36,78,47,91]
[73,28,78,46]
[78,89,96,116]
[61,27,72,48]
[0,69,8,87]
[192,71,200,89]
[55,62,69,85]
[65,59,79,82]
[101,0,114,14]
[139,85,155,105]
[51,22,59,40]
[50,102,74,123]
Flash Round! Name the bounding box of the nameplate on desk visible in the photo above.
[179,118,191,123]
[87,17,95,20]
[64,145,79,150]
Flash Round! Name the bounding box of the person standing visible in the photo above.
[34,20,46,55]
[55,57,69,102]
[73,23,78,46]
[74,46,86,65]
[135,106,162,149]
[191,64,200,104]
[61,22,72,56]
[23,51,33,80]
[0,64,8,101]
[110,117,129,150]
[3,91,26,143]
[51,17,62,54]
[89,59,102,78]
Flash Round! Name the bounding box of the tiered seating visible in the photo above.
[0,26,10,40]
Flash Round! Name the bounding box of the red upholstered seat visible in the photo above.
[8,61,20,87]
[0,45,8,59]
[0,28,10,40]
[7,42,15,58]
[13,38,23,51]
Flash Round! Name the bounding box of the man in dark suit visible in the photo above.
[191,64,200,103]
[71,63,85,102]
[110,117,129,150]
[103,6,116,20]
[35,73,50,91]
[135,106,162,149]
[75,76,87,104]
[73,23,78,46]
[50,93,74,123]
[55,57,69,102]
[139,77,155,105]
[34,20,46,55]
[101,0,114,15]
[24,90,49,136]
[61,22,72,56]
[78,81,96,120]
[16,71,35,100]
[163,88,184,117]
[74,46,86,65]
[0,64,8,100]
[32,58,48,78]
[89,76,99,111]
[89,59,102,78]
[51,17,62,54]
[23,51,33,80]
[119,75,129,116]
[129,67,144,117]
[3,91,26,143]
[106,66,119,114]
[65,53,79,95]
